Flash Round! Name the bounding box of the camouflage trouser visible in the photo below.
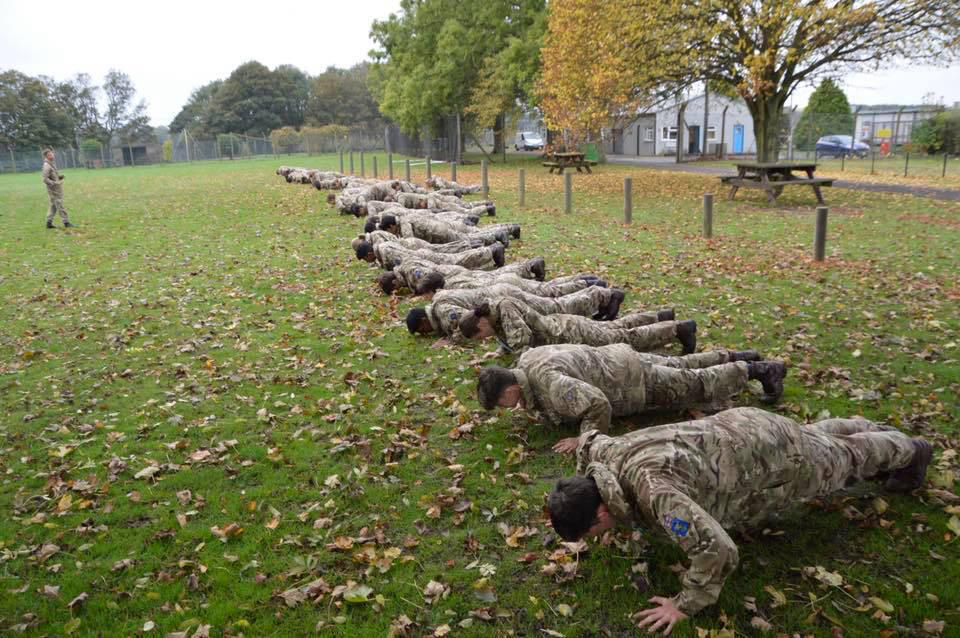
[514,276,593,297]
[47,193,69,224]
[499,259,540,279]
[452,246,497,269]
[548,286,612,317]
[546,317,678,352]
[467,229,508,245]
[645,361,749,409]
[637,349,731,368]
[802,417,916,489]
[422,238,485,254]
[610,311,661,328]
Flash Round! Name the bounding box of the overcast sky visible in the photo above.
[1,0,958,126]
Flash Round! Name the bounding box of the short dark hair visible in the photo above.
[548,476,602,541]
[414,271,445,295]
[458,302,490,338]
[378,272,398,295]
[364,217,378,233]
[476,366,517,410]
[405,307,429,334]
[379,214,398,230]
[354,241,374,260]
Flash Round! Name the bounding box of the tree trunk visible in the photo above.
[493,113,504,157]
[747,95,785,163]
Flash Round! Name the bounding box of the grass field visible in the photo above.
[1,155,958,637]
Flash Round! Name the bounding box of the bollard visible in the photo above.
[624,178,633,224]
[481,160,489,200]
[349,150,354,175]
[360,150,365,177]
[871,150,876,175]
[702,193,713,238]
[451,161,457,182]
[405,159,411,182]
[904,152,910,177]
[564,172,572,214]
[339,150,344,174]
[814,206,828,262]
[373,155,378,178]
[944,153,949,178]
[426,155,432,180]
[840,153,845,172]
[518,169,526,207]
[388,152,394,179]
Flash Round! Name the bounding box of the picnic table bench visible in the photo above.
[543,152,597,174]
[721,162,833,204]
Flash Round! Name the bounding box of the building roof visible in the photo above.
[851,104,942,114]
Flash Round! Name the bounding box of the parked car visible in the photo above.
[515,132,544,151]
[815,135,870,159]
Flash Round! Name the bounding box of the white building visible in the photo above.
[852,104,942,147]
[609,94,757,157]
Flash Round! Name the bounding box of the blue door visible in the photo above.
[733,125,744,154]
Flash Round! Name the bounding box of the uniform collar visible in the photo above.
[512,369,535,409]
[424,303,439,332]
[585,462,633,525]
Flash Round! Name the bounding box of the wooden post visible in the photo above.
[349,150,354,175]
[9,148,16,172]
[518,168,526,207]
[405,158,411,182]
[624,178,633,224]
[702,193,713,238]
[840,153,845,171]
[426,155,432,180]
[339,150,344,174]
[904,152,910,177]
[373,155,378,178]
[388,152,394,179]
[564,172,572,214]
[943,153,949,178]
[871,150,876,175]
[360,150,365,177]
[451,160,457,182]
[481,159,489,199]
[814,206,828,262]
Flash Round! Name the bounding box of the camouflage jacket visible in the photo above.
[42,161,63,195]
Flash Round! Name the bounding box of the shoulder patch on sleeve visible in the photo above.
[663,515,690,538]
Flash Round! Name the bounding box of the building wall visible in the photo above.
[853,107,941,146]
[622,116,657,156]
[655,95,756,156]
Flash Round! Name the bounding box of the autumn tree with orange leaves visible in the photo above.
[539,0,960,161]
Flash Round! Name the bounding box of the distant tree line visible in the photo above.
[169,61,384,139]
[0,69,151,151]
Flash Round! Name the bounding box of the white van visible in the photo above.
[514,131,544,151]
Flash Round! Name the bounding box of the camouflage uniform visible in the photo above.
[444,272,593,296]
[365,230,483,254]
[399,215,500,245]
[427,285,613,340]
[394,258,542,291]
[483,298,672,354]
[372,242,498,271]
[42,159,69,225]
[510,343,750,433]
[425,176,482,196]
[575,407,917,615]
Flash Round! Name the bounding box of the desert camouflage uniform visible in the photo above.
[364,230,483,254]
[484,298,672,353]
[394,258,542,291]
[427,285,614,340]
[575,406,917,615]
[373,242,498,271]
[510,343,750,433]
[42,159,69,224]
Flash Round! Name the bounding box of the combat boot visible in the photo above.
[530,258,546,281]
[492,243,506,268]
[64,222,73,228]
[748,361,787,403]
[884,440,933,493]
[729,350,761,362]
[46,221,55,229]
[657,308,675,322]
[676,320,697,354]
[602,289,626,321]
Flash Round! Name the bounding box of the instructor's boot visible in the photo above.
[491,243,506,268]
[676,320,697,354]
[602,289,625,321]
[748,361,786,404]
[63,222,73,228]
[530,258,546,281]
[657,308,675,322]
[46,221,55,229]
[884,440,934,493]
[729,350,761,362]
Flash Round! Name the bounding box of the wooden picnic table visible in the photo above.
[721,161,833,204]
[543,151,596,174]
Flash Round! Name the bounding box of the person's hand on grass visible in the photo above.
[636,597,687,635]
[551,437,580,454]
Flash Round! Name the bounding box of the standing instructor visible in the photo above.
[42,149,73,229]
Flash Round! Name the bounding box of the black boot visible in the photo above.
[657,308,675,322]
[676,320,697,354]
[591,279,608,288]
[747,361,787,404]
[885,440,934,493]
[728,350,761,362]
[492,243,506,268]
[530,258,546,281]
[509,224,521,239]
[487,205,496,217]
[46,221,55,229]
[602,289,625,321]
[63,222,73,228]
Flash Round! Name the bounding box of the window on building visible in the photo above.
[644,128,654,142]
[661,126,678,141]
[706,126,717,141]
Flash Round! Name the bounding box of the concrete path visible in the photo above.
[606,155,960,203]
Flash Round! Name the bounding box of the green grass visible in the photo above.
[1,156,958,637]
